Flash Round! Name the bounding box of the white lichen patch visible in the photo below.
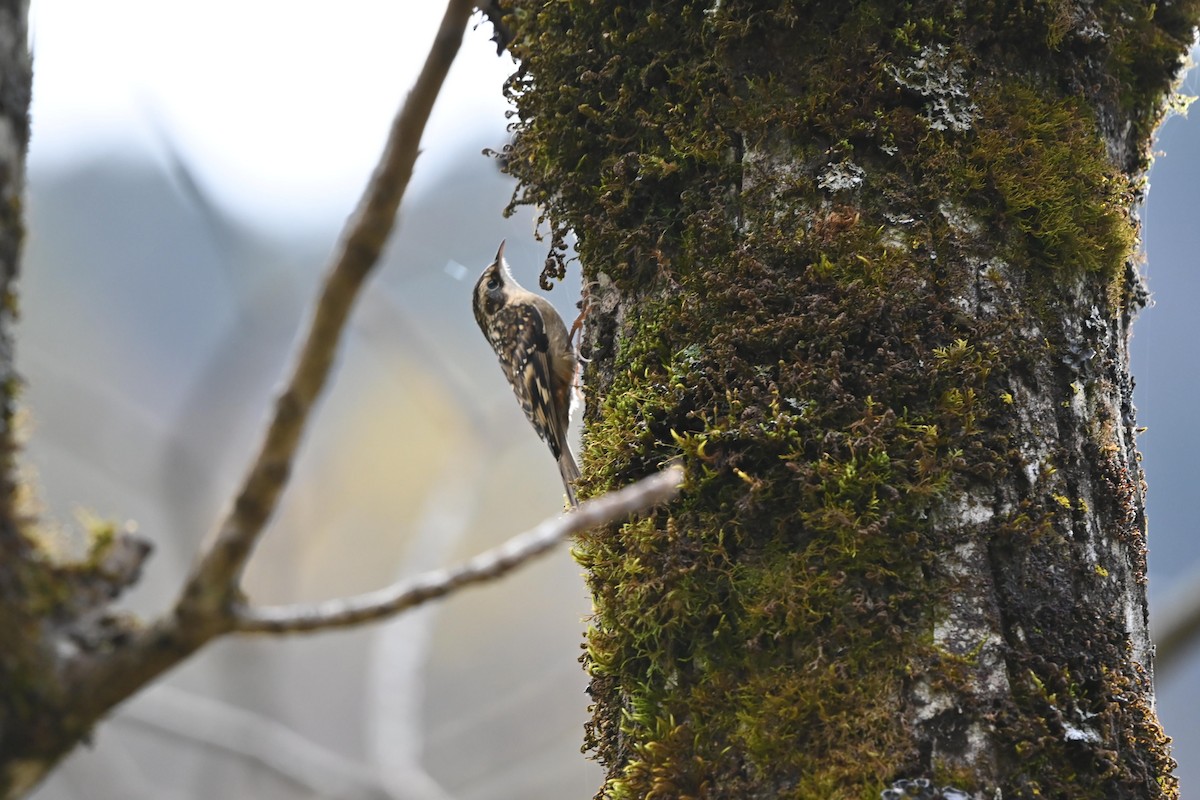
[948,293,973,314]
[1076,18,1107,42]
[593,271,621,314]
[817,160,864,192]
[950,494,994,527]
[910,676,953,724]
[910,497,1016,776]
[1126,598,1147,660]
[878,227,910,253]
[1006,376,1057,490]
[882,211,916,226]
[1020,445,1050,488]
[1067,380,1088,419]
[912,672,1005,771]
[741,137,809,198]
[1063,720,1102,743]
[931,528,1011,698]
[939,201,982,236]
[889,45,978,133]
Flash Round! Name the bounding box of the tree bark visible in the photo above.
[0,2,58,796]
[502,1,1197,797]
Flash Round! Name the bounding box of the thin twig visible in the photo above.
[233,466,684,634]
[175,0,477,621]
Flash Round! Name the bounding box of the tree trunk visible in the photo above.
[0,2,52,795]
[503,1,1195,797]
[0,4,203,793]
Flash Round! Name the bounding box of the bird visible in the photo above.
[472,240,581,507]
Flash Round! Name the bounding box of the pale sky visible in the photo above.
[27,1,516,231]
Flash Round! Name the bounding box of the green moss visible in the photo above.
[968,86,1134,284]
[570,237,1005,795]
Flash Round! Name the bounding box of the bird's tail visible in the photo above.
[558,447,581,509]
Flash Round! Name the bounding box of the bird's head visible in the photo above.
[472,239,520,329]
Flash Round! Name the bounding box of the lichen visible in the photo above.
[888,44,979,132]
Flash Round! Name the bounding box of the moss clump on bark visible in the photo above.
[577,248,1001,795]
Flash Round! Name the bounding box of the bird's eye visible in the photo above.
[486,276,500,291]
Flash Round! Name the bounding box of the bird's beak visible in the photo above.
[494,240,506,264]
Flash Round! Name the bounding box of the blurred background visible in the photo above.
[17,3,1200,798]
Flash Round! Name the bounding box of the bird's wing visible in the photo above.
[490,302,568,460]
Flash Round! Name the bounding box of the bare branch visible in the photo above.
[58,0,479,732]
[232,466,684,634]
[176,0,477,620]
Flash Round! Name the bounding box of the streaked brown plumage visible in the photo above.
[472,240,580,507]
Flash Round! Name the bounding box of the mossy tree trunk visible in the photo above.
[0,2,52,795]
[502,1,1196,797]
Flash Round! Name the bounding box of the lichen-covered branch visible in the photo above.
[234,466,683,634]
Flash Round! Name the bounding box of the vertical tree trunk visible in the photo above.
[0,2,48,796]
[504,1,1196,796]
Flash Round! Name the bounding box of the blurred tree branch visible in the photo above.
[234,466,683,634]
[1152,564,1200,675]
